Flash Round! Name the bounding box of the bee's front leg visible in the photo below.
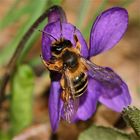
[42,59,63,72]
[40,54,62,72]
[73,34,81,53]
[60,77,69,102]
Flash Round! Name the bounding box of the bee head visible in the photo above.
[51,39,72,55]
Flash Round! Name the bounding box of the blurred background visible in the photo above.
[0,0,140,140]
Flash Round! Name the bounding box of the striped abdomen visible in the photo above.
[73,72,88,97]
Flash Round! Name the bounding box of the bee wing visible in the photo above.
[82,57,123,98]
[62,70,79,123]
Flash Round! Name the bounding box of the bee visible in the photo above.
[41,27,120,122]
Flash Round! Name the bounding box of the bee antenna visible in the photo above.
[37,29,58,41]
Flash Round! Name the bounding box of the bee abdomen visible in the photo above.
[73,73,88,97]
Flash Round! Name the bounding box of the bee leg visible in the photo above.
[73,34,81,53]
[61,90,70,103]
[60,78,65,101]
[40,54,62,71]
[41,59,61,72]
[60,77,69,102]
[61,91,66,102]
[73,26,81,52]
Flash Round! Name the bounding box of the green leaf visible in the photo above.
[83,0,108,39]
[123,106,140,137]
[0,0,21,29]
[17,31,40,64]
[50,0,63,5]
[29,56,41,67]
[0,132,10,140]
[78,125,139,140]
[17,21,47,64]
[0,0,47,65]
[76,0,90,29]
[119,0,134,7]
[10,64,35,136]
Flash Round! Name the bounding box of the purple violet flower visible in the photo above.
[41,6,131,132]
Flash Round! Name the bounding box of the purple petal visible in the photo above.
[87,65,131,112]
[89,7,128,56]
[99,79,131,112]
[75,78,100,120]
[48,81,62,132]
[47,5,67,24]
[42,21,88,61]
